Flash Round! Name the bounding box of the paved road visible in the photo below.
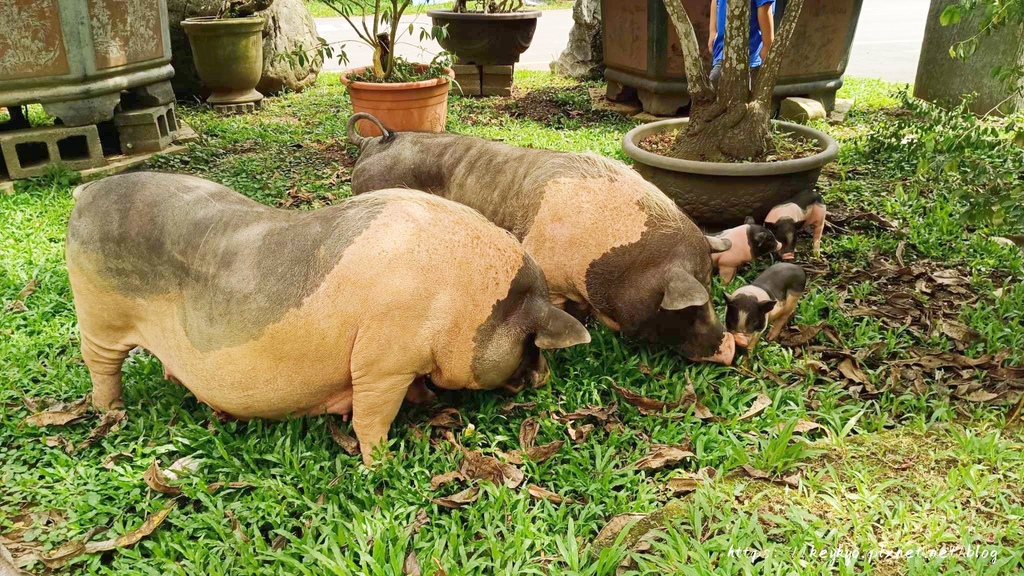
[317,0,931,83]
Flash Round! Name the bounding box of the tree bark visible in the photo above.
[664,0,802,162]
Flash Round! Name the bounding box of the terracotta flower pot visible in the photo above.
[623,118,839,229]
[340,66,454,136]
[181,16,265,108]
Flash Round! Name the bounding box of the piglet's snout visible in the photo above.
[782,253,795,261]
[733,333,750,348]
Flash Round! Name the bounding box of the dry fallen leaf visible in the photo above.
[143,460,180,496]
[40,503,175,568]
[224,510,250,543]
[16,279,38,300]
[77,410,126,452]
[527,485,570,505]
[327,418,359,456]
[782,419,823,435]
[163,456,200,481]
[837,358,870,385]
[44,435,73,453]
[664,467,716,496]
[206,481,252,494]
[433,557,448,576]
[558,403,617,423]
[634,444,695,471]
[739,465,800,488]
[777,323,825,347]
[430,471,465,490]
[430,486,479,509]
[737,393,772,421]
[519,417,539,450]
[499,401,537,413]
[23,394,92,428]
[612,383,680,414]
[103,452,133,470]
[740,465,770,480]
[940,320,981,345]
[403,550,421,576]
[426,408,464,429]
[460,451,524,489]
[566,421,595,444]
[409,509,430,536]
[960,390,1000,403]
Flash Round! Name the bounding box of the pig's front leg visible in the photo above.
[719,266,738,284]
[351,373,416,466]
[808,206,826,257]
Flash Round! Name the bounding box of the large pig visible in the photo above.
[66,172,590,464]
[347,113,736,364]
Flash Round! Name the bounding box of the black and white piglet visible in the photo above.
[764,189,826,260]
[725,263,807,349]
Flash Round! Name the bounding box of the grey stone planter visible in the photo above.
[427,10,541,65]
[623,118,839,229]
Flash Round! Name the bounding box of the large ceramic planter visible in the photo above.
[623,118,838,229]
[181,16,265,107]
[0,0,174,127]
[427,10,541,65]
[340,66,454,136]
[602,0,864,115]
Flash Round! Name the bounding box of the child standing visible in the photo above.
[708,0,775,88]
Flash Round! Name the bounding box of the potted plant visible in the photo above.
[181,1,268,112]
[317,0,454,135]
[427,1,541,66]
[621,0,839,229]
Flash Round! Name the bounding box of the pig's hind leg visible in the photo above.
[767,291,803,341]
[80,332,132,411]
[808,205,826,257]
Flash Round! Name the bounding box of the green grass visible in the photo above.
[305,0,574,18]
[1,71,1023,575]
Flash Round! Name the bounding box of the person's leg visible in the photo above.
[709,64,723,91]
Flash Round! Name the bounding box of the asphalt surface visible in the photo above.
[317,0,931,83]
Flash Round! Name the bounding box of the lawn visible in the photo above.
[1,71,1023,575]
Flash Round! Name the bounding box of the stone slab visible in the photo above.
[779,97,827,124]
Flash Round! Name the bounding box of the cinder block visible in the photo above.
[453,64,482,96]
[482,65,513,97]
[0,124,105,179]
[114,103,178,154]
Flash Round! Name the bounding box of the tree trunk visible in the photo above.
[663,0,805,163]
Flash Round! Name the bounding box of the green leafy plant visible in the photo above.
[859,89,1024,227]
[290,0,451,83]
[940,0,1024,98]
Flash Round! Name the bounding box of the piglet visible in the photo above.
[764,190,826,260]
[710,217,780,284]
[725,263,807,349]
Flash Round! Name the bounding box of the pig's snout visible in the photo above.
[691,332,736,365]
[782,252,795,261]
[733,332,750,348]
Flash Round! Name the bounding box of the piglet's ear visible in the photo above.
[724,292,735,304]
[706,235,732,254]
[759,300,777,315]
[744,216,756,225]
[535,306,591,349]
[661,268,709,310]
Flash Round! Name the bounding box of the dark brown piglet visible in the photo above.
[347,113,736,365]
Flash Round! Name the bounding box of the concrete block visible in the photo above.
[114,103,179,154]
[453,64,482,96]
[482,65,513,97]
[829,97,855,122]
[0,125,105,179]
[779,97,827,123]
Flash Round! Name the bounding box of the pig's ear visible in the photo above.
[744,216,756,225]
[661,269,709,310]
[724,292,735,304]
[759,300,777,315]
[706,235,732,254]
[535,307,591,349]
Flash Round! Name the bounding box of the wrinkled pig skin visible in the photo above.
[66,173,590,464]
[347,114,735,365]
